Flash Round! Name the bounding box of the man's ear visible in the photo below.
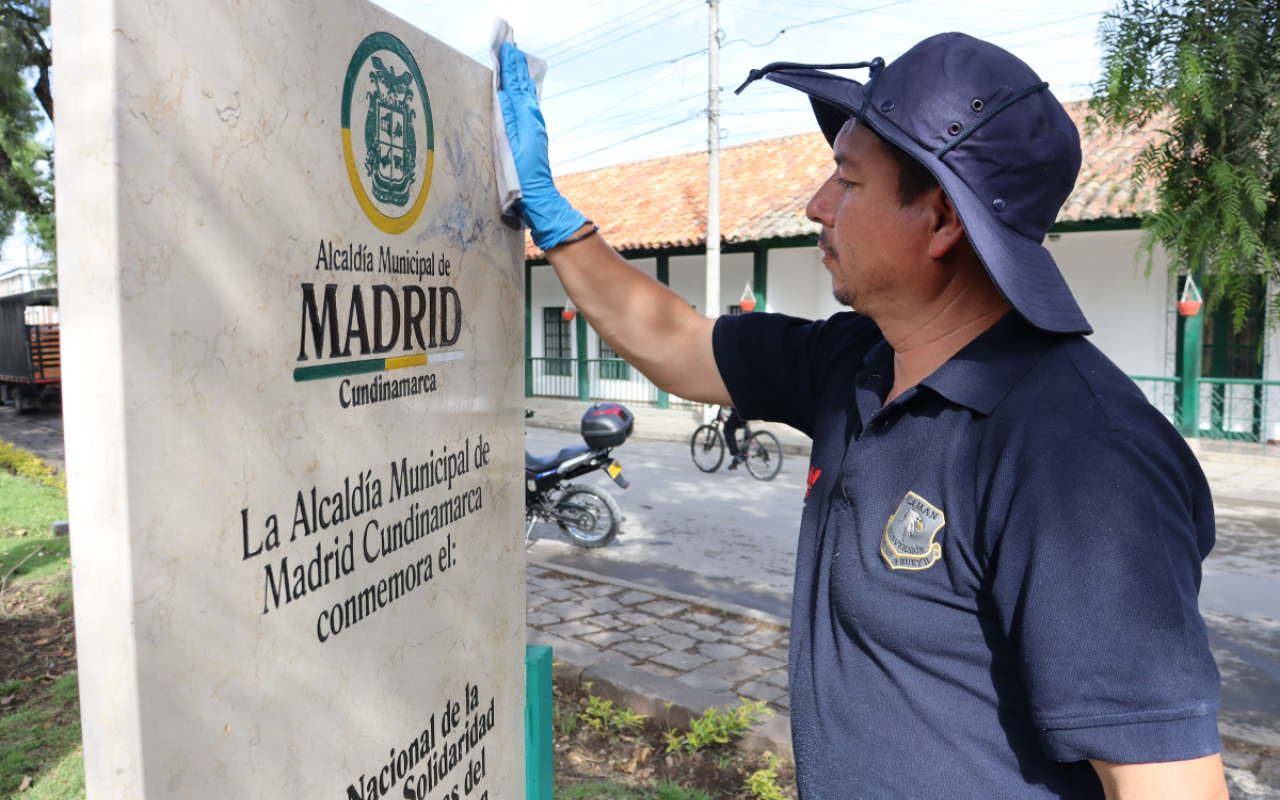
[925,187,966,260]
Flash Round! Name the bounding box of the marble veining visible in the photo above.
[55,0,525,797]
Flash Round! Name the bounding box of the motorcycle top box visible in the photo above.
[581,402,633,449]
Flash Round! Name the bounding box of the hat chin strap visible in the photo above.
[734,58,884,101]
[856,58,886,120]
[934,81,1049,158]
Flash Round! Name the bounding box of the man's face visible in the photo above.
[805,120,935,317]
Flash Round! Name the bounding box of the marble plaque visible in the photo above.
[54,1,525,797]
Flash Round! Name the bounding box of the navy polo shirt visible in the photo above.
[713,310,1221,799]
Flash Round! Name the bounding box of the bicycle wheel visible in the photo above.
[744,430,783,481]
[690,424,725,472]
[555,484,622,548]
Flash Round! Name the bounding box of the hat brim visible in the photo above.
[767,69,1091,336]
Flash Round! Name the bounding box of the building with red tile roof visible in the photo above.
[526,102,1159,261]
[524,102,1279,447]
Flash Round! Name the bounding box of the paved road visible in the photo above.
[0,402,65,470]
[525,426,1280,747]
[5,407,1276,746]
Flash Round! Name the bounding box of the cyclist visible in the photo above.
[722,406,746,470]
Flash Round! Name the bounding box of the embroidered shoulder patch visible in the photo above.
[880,491,945,571]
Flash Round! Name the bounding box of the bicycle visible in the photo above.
[690,406,783,480]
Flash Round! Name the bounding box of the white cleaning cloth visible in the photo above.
[490,17,547,217]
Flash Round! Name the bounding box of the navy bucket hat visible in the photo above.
[736,32,1090,334]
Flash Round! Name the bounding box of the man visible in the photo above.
[499,32,1228,799]
[722,406,746,469]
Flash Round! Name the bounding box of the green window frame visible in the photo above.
[598,339,629,380]
[543,307,572,376]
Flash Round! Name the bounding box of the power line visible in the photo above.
[554,113,706,166]
[561,72,703,134]
[540,2,1109,168]
[983,11,1103,40]
[569,90,705,130]
[515,0,638,51]
[466,0,638,59]
[718,0,915,49]
[552,2,703,67]
[541,0,699,64]
[861,13,1109,66]
[556,99,708,145]
[731,94,763,141]
[1004,28,1102,51]
[909,0,1098,14]
[543,47,707,101]
[558,120,828,174]
[538,0,688,61]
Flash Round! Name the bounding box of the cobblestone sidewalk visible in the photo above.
[528,563,1280,799]
[526,564,791,709]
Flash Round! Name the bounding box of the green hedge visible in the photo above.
[0,439,65,496]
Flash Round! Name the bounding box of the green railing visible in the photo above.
[1195,377,1276,446]
[527,357,698,409]
[1130,374,1280,455]
[528,357,577,399]
[1129,375,1181,427]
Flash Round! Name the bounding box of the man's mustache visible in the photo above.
[817,229,836,261]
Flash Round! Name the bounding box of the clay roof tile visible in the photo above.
[526,101,1160,259]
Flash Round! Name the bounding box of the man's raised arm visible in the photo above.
[497,42,731,407]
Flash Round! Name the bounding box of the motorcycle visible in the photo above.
[526,402,634,548]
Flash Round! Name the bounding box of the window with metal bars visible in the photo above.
[598,339,629,380]
[543,307,573,376]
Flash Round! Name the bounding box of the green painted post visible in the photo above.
[525,645,553,800]
[525,262,533,398]
[753,247,768,310]
[576,314,589,401]
[1178,295,1202,436]
[656,254,670,409]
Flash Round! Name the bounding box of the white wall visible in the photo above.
[1050,229,1171,377]
[762,231,1176,378]
[528,229,1178,382]
[765,247,821,319]
[531,252,759,357]
[529,258,658,359]
[668,253,753,316]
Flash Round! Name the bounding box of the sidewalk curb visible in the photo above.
[528,628,794,761]
[1208,483,1280,507]
[528,558,790,630]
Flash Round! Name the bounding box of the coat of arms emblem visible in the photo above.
[341,32,435,234]
[880,491,944,570]
[364,56,417,206]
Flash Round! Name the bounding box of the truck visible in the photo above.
[0,288,60,411]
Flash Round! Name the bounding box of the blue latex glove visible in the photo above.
[498,41,588,250]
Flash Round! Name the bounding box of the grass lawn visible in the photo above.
[0,468,71,596]
[0,674,83,798]
[0,539,82,799]
[0,470,65,539]
[557,781,713,800]
[0,447,81,798]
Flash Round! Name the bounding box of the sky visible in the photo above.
[2,0,1118,270]
[373,0,1117,171]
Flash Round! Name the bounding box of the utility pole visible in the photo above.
[705,0,720,321]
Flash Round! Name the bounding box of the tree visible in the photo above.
[1090,0,1280,327]
[0,0,52,264]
